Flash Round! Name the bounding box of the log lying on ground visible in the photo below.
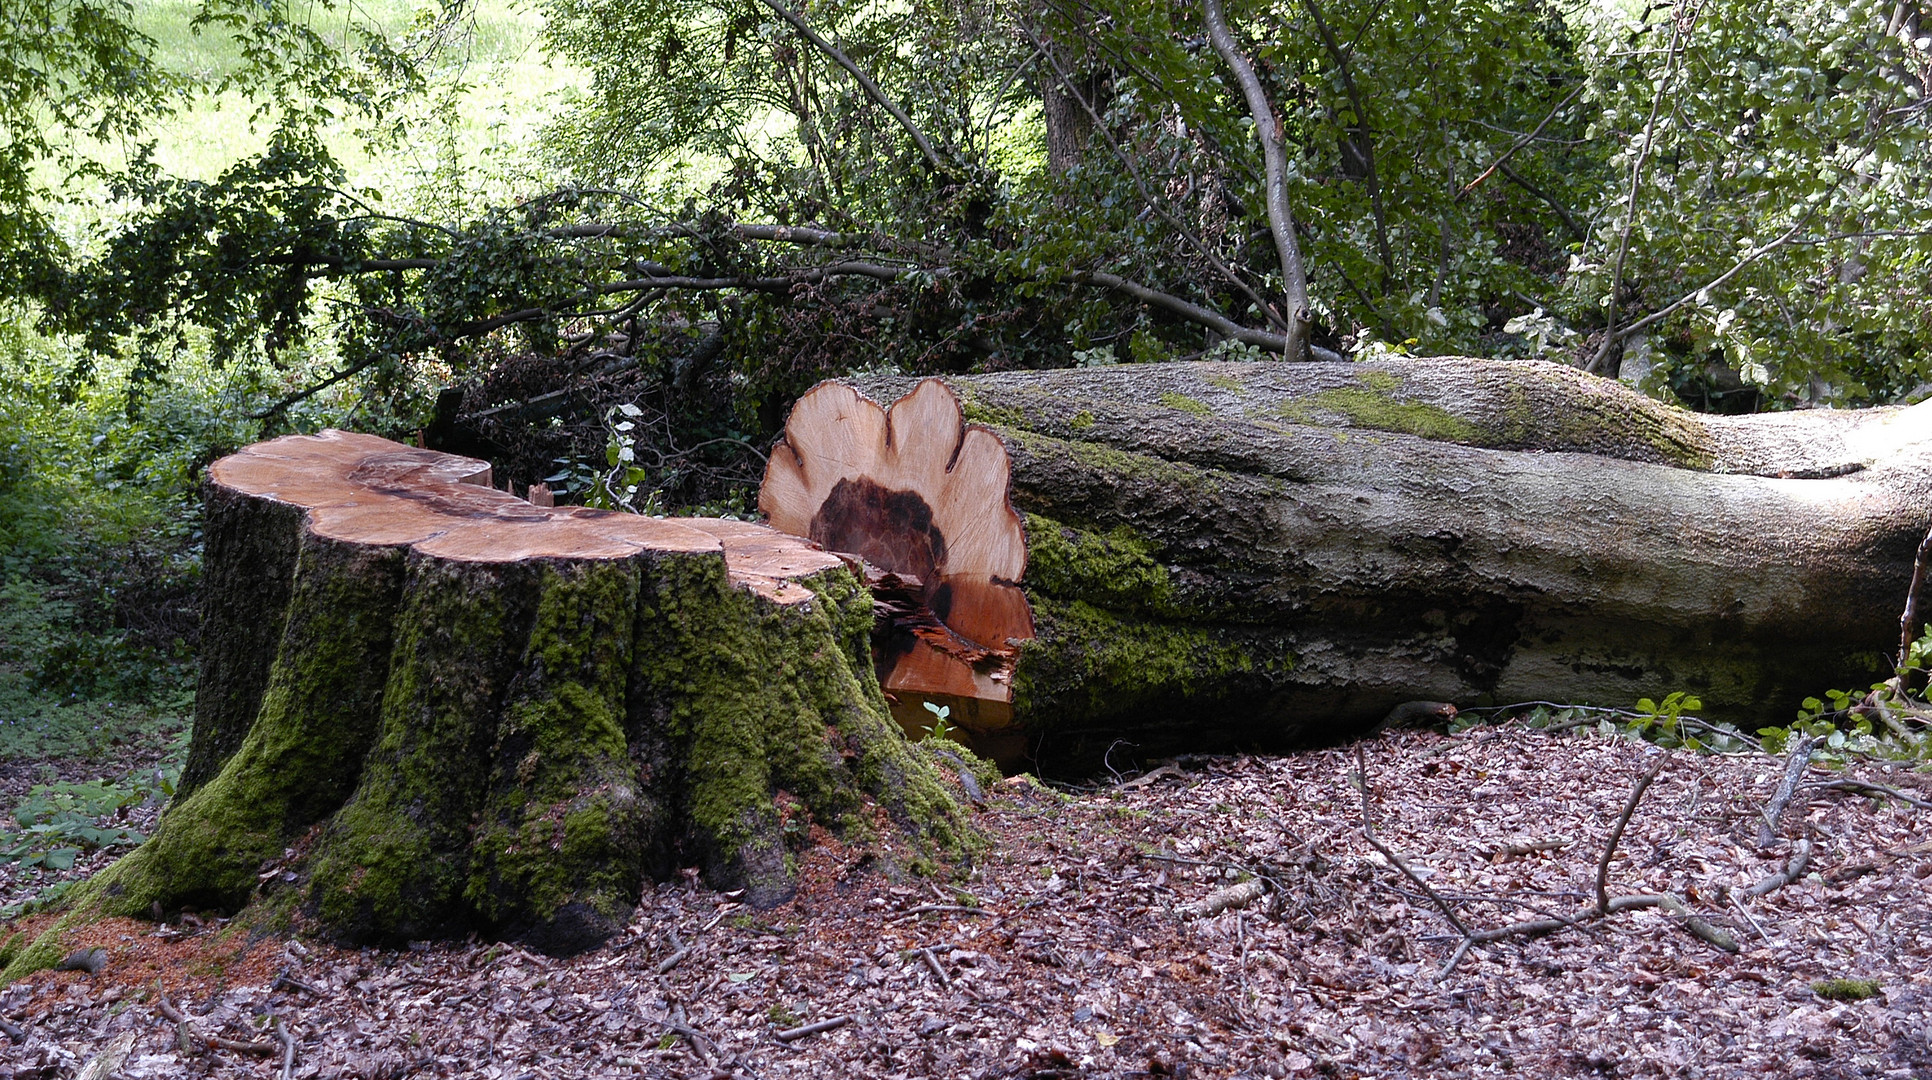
[2,431,975,979]
[763,357,1932,765]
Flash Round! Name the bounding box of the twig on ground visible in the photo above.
[1657,893,1741,953]
[274,1018,296,1080]
[663,1007,717,1065]
[1118,763,1187,790]
[272,969,323,996]
[1744,837,1812,897]
[156,985,278,1056]
[774,1015,852,1042]
[1758,735,1816,848]
[1810,778,1932,811]
[1482,837,1575,859]
[920,946,953,991]
[1599,755,1669,916]
[886,904,994,924]
[1355,746,1470,939]
[1186,878,1268,919]
[654,946,693,975]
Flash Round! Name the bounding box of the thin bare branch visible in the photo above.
[1202,0,1312,359]
[1597,754,1667,916]
[754,0,950,175]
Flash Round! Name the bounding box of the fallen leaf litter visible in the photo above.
[2,726,1928,1078]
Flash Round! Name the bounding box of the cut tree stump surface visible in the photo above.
[210,429,842,594]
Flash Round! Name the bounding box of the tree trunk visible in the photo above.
[764,358,1932,766]
[3,431,974,978]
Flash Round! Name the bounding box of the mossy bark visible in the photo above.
[1,433,975,982]
[851,358,1932,762]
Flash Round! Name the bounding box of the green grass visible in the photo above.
[50,0,583,229]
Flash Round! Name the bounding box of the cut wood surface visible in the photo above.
[5,430,974,977]
[767,357,1932,765]
[760,380,1035,741]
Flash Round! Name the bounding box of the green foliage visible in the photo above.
[0,774,172,872]
[1568,0,1932,404]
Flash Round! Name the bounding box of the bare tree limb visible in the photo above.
[1023,23,1288,333]
[1497,161,1588,244]
[1459,81,1589,198]
[1899,523,1932,689]
[1305,0,1394,287]
[1597,754,1668,916]
[1588,6,1694,374]
[1202,0,1313,360]
[1757,734,1815,848]
[754,0,950,175]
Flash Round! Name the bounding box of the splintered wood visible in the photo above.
[760,379,1034,739]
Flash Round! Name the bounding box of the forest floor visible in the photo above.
[1,724,1928,1080]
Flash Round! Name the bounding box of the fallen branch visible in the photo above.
[1758,734,1816,848]
[1598,755,1668,916]
[1744,838,1813,897]
[774,1015,853,1043]
[1809,777,1932,811]
[1117,763,1187,791]
[1355,746,1470,938]
[274,1018,296,1080]
[1657,892,1740,953]
[1186,878,1268,919]
[886,904,995,924]
[919,946,953,991]
[154,984,278,1057]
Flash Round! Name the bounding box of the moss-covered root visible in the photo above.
[634,554,979,907]
[85,536,405,920]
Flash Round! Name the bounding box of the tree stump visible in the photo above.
[3,431,973,977]
[763,358,1932,764]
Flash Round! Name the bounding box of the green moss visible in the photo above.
[86,539,405,921]
[1358,369,1403,393]
[1014,597,1294,727]
[305,558,541,942]
[1158,391,1214,417]
[633,554,978,901]
[463,560,646,938]
[1813,978,1881,1002]
[1280,387,1484,443]
[1204,374,1245,393]
[956,387,1030,429]
[1069,410,1095,430]
[1017,429,1227,496]
[1022,513,1179,616]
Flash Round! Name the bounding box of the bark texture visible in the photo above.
[825,358,1932,763]
[2,431,974,981]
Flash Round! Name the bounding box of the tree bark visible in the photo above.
[770,358,1932,766]
[4,432,974,978]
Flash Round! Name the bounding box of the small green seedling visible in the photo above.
[922,701,952,742]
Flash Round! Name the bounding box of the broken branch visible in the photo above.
[1758,734,1816,848]
[1598,754,1668,917]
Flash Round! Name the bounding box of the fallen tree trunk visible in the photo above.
[3,431,974,978]
[762,357,1932,764]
